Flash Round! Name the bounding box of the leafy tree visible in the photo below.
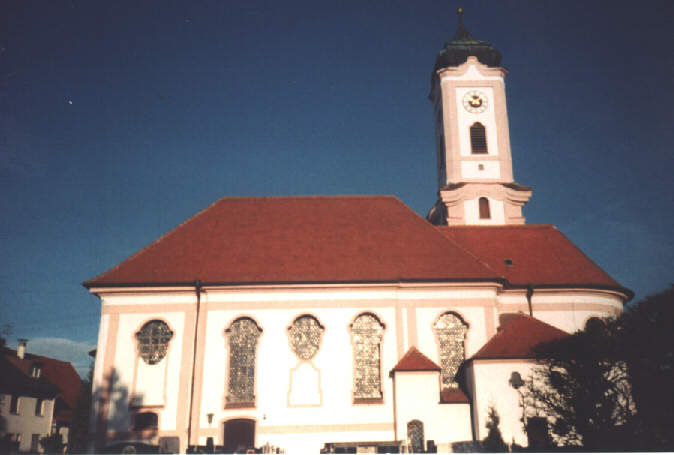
[519,285,674,451]
[68,361,93,453]
[482,405,508,452]
[619,285,674,450]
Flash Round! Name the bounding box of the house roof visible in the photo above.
[1,347,82,423]
[471,314,569,360]
[436,224,626,292]
[85,196,499,287]
[390,346,441,375]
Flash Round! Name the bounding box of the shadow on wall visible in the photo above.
[93,368,144,449]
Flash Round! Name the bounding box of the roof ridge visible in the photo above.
[433,227,502,277]
[389,203,500,278]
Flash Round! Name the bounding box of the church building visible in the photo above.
[85,11,631,453]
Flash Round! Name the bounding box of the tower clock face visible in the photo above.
[462,90,488,113]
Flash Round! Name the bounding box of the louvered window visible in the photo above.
[479,197,491,219]
[470,122,488,154]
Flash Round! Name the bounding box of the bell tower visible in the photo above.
[427,9,531,226]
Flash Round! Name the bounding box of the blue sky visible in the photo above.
[1,0,672,376]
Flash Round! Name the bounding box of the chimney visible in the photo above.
[17,339,28,359]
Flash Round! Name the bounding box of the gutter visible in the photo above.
[186,280,201,450]
[526,285,534,317]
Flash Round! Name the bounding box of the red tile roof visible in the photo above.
[85,196,498,287]
[471,314,569,360]
[390,346,441,374]
[84,197,627,296]
[2,348,82,423]
[436,224,625,290]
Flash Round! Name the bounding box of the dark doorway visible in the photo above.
[223,418,255,453]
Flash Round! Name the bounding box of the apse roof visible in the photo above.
[435,224,625,290]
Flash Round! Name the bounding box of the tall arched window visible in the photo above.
[433,312,468,389]
[407,420,425,453]
[350,313,385,400]
[470,122,488,154]
[479,197,491,219]
[135,320,173,365]
[226,317,262,405]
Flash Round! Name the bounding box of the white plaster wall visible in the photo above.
[199,300,398,452]
[470,361,535,447]
[529,291,623,333]
[91,313,109,434]
[111,311,185,433]
[464,197,505,225]
[461,160,501,179]
[394,372,472,447]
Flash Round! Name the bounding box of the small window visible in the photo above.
[31,364,42,378]
[133,412,158,431]
[31,434,40,452]
[479,197,491,219]
[10,395,20,414]
[35,398,45,416]
[470,122,488,154]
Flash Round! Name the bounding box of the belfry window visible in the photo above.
[479,197,491,219]
[433,312,468,389]
[226,317,262,405]
[350,313,385,400]
[135,320,173,365]
[470,122,488,154]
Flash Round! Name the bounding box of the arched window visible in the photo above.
[135,320,173,365]
[470,122,488,154]
[225,317,262,405]
[407,420,425,453]
[288,315,324,360]
[479,197,491,219]
[350,313,385,400]
[433,312,468,389]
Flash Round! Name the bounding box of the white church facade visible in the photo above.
[85,12,630,454]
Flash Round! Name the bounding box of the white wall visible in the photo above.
[393,371,472,451]
[469,360,535,447]
[0,393,54,452]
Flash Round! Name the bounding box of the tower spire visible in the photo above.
[453,7,474,41]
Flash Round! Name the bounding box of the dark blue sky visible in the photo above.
[1,0,673,374]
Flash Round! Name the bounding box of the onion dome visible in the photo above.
[434,8,502,71]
